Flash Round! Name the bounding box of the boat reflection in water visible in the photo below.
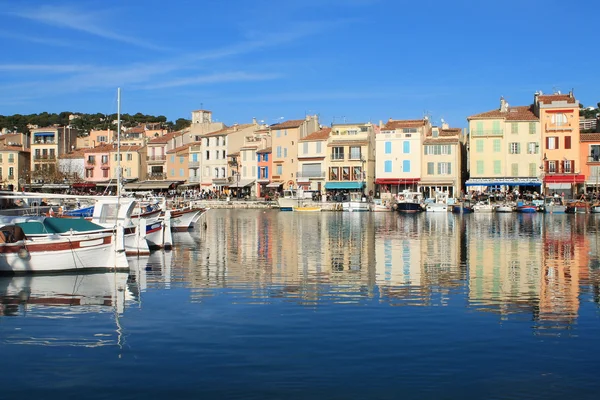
[180,210,599,334]
[0,271,131,347]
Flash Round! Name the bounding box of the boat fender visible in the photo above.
[18,247,30,260]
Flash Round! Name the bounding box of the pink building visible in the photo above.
[83,144,113,182]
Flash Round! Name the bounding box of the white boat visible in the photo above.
[495,204,515,213]
[591,203,600,214]
[396,191,425,213]
[277,189,303,211]
[0,223,127,274]
[166,207,206,231]
[425,202,448,212]
[370,199,392,212]
[544,197,567,214]
[473,201,494,213]
[342,192,370,212]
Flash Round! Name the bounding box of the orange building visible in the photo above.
[536,91,585,197]
[580,132,600,192]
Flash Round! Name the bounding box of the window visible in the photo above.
[551,113,567,126]
[511,163,518,176]
[214,168,219,178]
[385,141,392,154]
[352,166,362,180]
[126,168,131,178]
[222,137,226,146]
[548,161,556,173]
[384,160,392,173]
[221,167,225,177]
[347,129,358,135]
[564,136,571,149]
[276,146,282,158]
[101,155,109,164]
[564,160,572,173]
[180,168,184,177]
[424,145,452,155]
[529,122,536,134]
[475,121,483,134]
[277,165,282,175]
[438,162,451,175]
[205,138,210,147]
[283,148,287,157]
[591,166,600,177]
[477,160,483,175]
[529,163,536,177]
[403,141,410,154]
[303,142,308,155]
[493,160,501,174]
[87,155,95,164]
[86,169,93,178]
[591,145,600,161]
[509,143,520,154]
[493,139,501,153]
[492,121,501,134]
[127,153,133,161]
[316,142,322,153]
[276,130,281,137]
[243,166,247,177]
[170,155,175,163]
[222,150,225,159]
[547,137,559,150]
[205,151,210,160]
[170,169,175,176]
[103,169,109,178]
[427,162,434,175]
[180,156,184,163]
[215,151,219,160]
[331,147,344,160]
[402,160,410,173]
[341,167,350,180]
[349,146,361,160]
[243,152,247,161]
[527,142,539,154]
[329,167,339,180]
[432,129,438,138]
[476,140,483,153]
[511,123,518,134]
[403,128,417,134]
[252,152,255,161]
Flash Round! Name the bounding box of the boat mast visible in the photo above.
[117,88,122,198]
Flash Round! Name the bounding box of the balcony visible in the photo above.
[587,156,600,163]
[33,140,56,145]
[330,155,345,161]
[147,155,166,163]
[545,123,573,132]
[297,171,326,178]
[148,173,167,180]
[7,175,14,180]
[189,161,200,168]
[7,158,15,164]
[33,154,56,161]
[471,130,503,137]
[189,175,201,183]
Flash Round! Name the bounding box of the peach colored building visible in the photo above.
[110,145,147,182]
[0,144,30,191]
[536,91,584,197]
[166,143,191,182]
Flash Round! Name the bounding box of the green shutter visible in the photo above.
[511,163,518,176]
[494,160,501,174]
[427,162,434,175]
[476,140,483,152]
[511,123,518,134]
[493,139,500,152]
[476,160,484,174]
[529,163,536,177]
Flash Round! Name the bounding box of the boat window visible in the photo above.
[99,204,119,224]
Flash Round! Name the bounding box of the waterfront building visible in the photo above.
[233,126,271,198]
[30,126,79,183]
[375,118,429,200]
[187,142,202,189]
[466,97,542,194]
[297,127,330,195]
[82,144,113,183]
[166,143,192,184]
[326,122,376,197]
[0,143,30,191]
[535,91,584,197]
[257,147,272,198]
[146,130,186,181]
[419,124,465,199]
[269,116,319,191]
[111,145,147,183]
[580,132,600,191]
[202,122,258,193]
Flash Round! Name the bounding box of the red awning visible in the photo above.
[375,178,420,185]
[544,174,586,183]
[72,182,96,188]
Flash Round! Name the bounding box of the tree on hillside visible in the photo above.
[174,118,192,131]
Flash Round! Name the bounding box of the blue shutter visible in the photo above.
[403,141,410,153]
[385,141,392,154]
[266,166,269,178]
[403,160,410,172]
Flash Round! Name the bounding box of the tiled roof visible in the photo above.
[299,127,331,142]
[149,130,184,144]
[423,138,459,144]
[202,127,229,137]
[59,149,86,159]
[327,140,368,147]
[270,119,304,129]
[110,145,142,152]
[84,144,115,154]
[383,119,427,130]
[126,126,145,134]
[538,94,576,105]
[427,128,462,137]
[257,147,272,154]
[0,145,27,152]
[468,105,538,121]
[580,133,600,142]
[167,143,193,154]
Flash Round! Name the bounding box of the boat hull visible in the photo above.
[277,197,301,211]
[168,209,203,231]
[426,204,448,212]
[293,206,322,212]
[342,201,370,212]
[397,203,423,213]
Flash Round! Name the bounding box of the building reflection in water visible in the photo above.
[164,209,598,333]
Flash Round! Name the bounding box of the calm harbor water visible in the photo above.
[1,209,600,399]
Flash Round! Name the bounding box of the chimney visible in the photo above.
[379,120,383,128]
[500,96,508,112]
[252,117,257,125]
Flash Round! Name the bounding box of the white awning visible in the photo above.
[228,179,255,188]
[266,181,283,188]
[547,183,572,189]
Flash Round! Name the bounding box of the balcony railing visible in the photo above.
[588,156,600,163]
[147,155,166,162]
[7,175,14,180]
[189,161,200,168]
[297,171,326,178]
[471,130,503,137]
[33,155,56,161]
[8,159,15,164]
[330,155,345,161]
[189,175,201,183]
[148,173,167,180]
[33,140,55,145]
[545,123,573,132]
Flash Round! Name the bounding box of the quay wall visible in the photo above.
[190,200,344,211]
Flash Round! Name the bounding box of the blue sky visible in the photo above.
[0,0,598,128]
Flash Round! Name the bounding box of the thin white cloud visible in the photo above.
[7,5,168,51]
[138,72,284,90]
[0,29,74,48]
[0,64,91,73]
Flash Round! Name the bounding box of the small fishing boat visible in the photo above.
[495,204,515,213]
[451,203,474,214]
[473,201,494,213]
[342,192,370,212]
[293,205,322,212]
[543,197,567,214]
[370,199,392,212]
[565,201,589,214]
[516,204,538,213]
[396,191,424,213]
[591,203,600,214]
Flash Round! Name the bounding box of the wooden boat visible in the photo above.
[516,204,538,213]
[473,201,494,213]
[425,202,448,212]
[565,201,589,214]
[0,223,127,274]
[342,192,370,212]
[165,207,206,231]
[370,199,392,212]
[277,189,303,211]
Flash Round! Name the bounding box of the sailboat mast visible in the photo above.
[117,87,121,198]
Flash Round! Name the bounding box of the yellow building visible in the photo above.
[166,143,191,182]
[467,97,542,193]
[30,126,79,182]
[420,124,464,198]
[110,145,147,182]
[0,144,30,191]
